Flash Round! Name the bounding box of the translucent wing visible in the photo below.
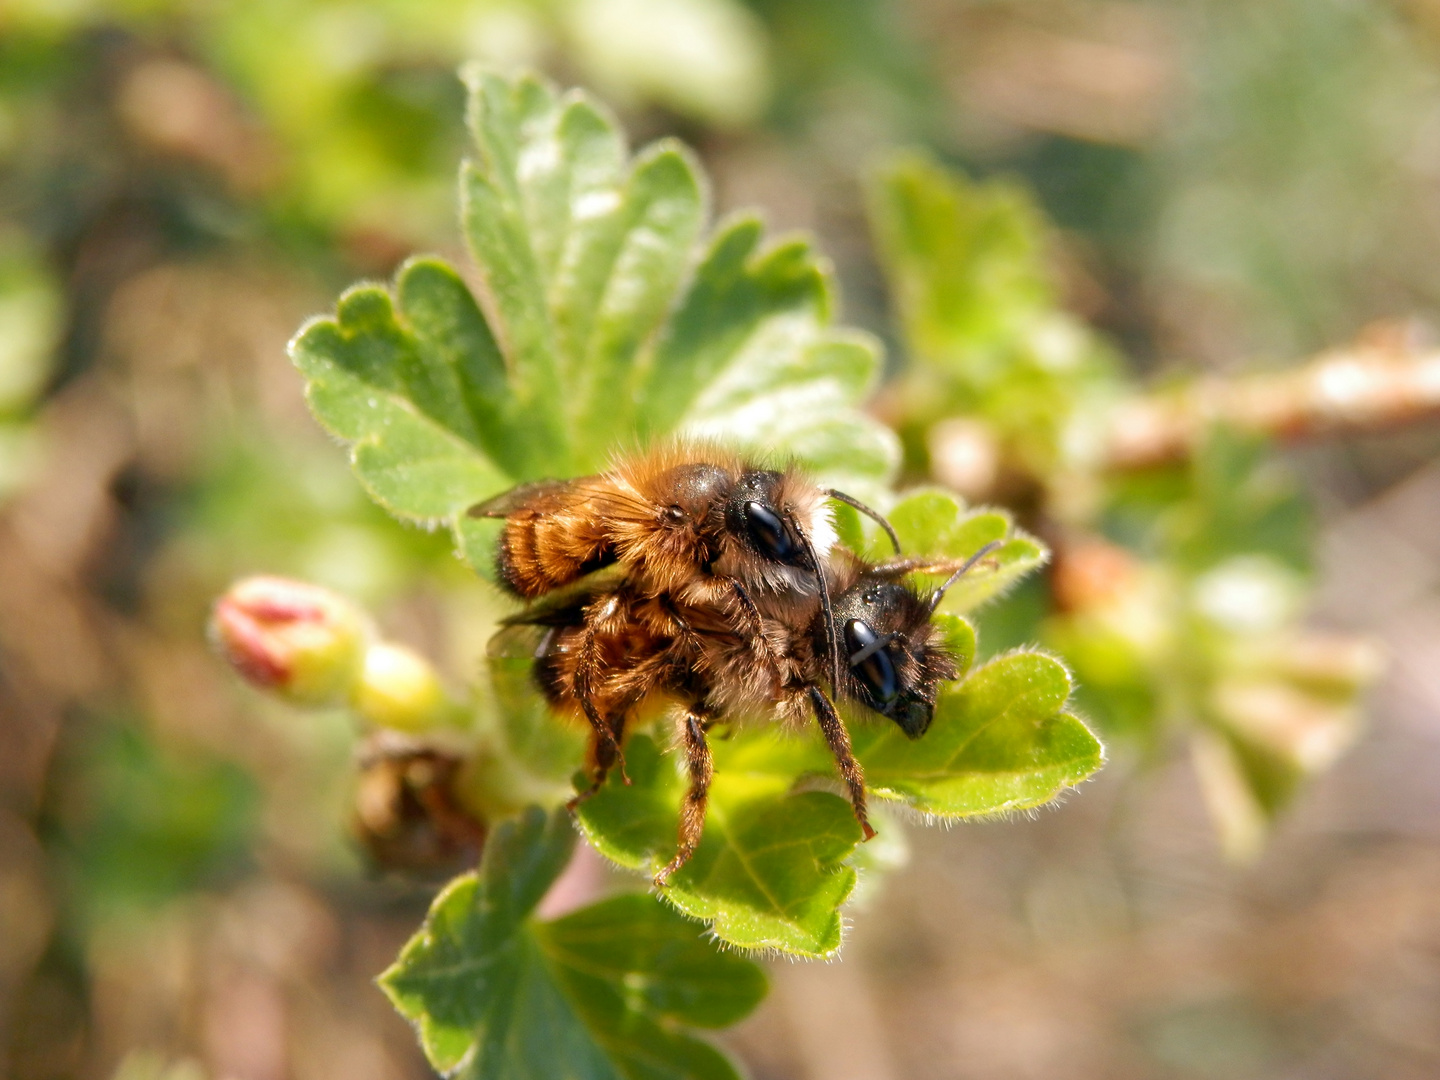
[467,477,588,518]
[498,564,629,628]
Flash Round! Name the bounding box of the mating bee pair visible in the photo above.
[475,445,995,884]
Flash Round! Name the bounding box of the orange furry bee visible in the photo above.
[501,545,998,883]
[470,444,898,765]
[470,443,897,604]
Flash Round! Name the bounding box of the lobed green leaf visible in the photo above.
[289,267,513,524]
[292,68,899,577]
[887,489,1048,613]
[853,652,1103,816]
[574,640,1100,956]
[574,735,862,958]
[379,807,766,1080]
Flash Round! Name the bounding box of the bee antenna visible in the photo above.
[850,631,898,666]
[825,490,902,554]
[927,540,1004,615]
[795,521,842,695]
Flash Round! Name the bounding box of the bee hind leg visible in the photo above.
[654,705,714,887]
[806,685,876,842]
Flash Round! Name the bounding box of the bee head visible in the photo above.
[824,575,958,739]
[658,462,732,524]
[723,468,841,574]
[724,470,807,567]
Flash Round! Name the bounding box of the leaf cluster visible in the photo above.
[868,152,1379,859]
[290,69,1102,1079]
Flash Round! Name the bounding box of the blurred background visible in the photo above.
[3,1,1440,1078]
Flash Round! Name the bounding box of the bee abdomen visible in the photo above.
[496,514,614,597]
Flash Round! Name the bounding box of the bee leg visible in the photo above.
[655,705,714,887]
[728,579,788,671]
[805,685,877,842]
[573,617,629,785]
[567,727,621,808]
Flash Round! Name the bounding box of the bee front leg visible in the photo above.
[805,685,876,842]
[727,579,788,669]
[655,705,714,887]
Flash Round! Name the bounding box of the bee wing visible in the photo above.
[486,621,553,660]
[467,477,586,519]
[499,563,628,627]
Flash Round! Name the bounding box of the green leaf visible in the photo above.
[887,489,1048,613]
[852,651,1104,816]
[574,735,862,958]
[292,69,899,573]
[380,807,765,1080]
[459,641,589,820]
[572,623,1100,956]
[290,267,513,523]
[869,153,1054,373]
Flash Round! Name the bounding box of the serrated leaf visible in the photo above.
[574,735,862,958]
[292,69,899,574]
[290,269,513,523]
[851,651,1103,815]
[379,807,765,1080]
[887,489,1048,612]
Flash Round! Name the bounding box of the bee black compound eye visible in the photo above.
[744,500,801,562]
[845,619,899,705]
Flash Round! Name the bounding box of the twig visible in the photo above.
[1102,325,1440,470]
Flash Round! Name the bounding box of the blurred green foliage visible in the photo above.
[47,719,259,926]
[870,156,1376,859]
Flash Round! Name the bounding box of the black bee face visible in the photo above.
[727,470,810,568]
[827,577,953,739]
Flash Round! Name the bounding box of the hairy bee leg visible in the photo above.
[728,579,789,672]
[566,728,619,809]
[806,685,877,842]
[573,613,629,784]
[655,707,714,887]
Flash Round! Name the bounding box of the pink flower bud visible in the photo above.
[211,576,368,706]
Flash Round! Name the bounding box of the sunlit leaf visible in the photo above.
[886,489,1048,613]
[574,735,863,958]
[853,651,1103,816]
[575,640,1098,955]
[292,69,898,575]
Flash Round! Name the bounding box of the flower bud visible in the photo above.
[352,642,452,732]
[211,576,369,706]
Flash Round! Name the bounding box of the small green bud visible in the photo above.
[211,576,369,706]
[352,642,452,733]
